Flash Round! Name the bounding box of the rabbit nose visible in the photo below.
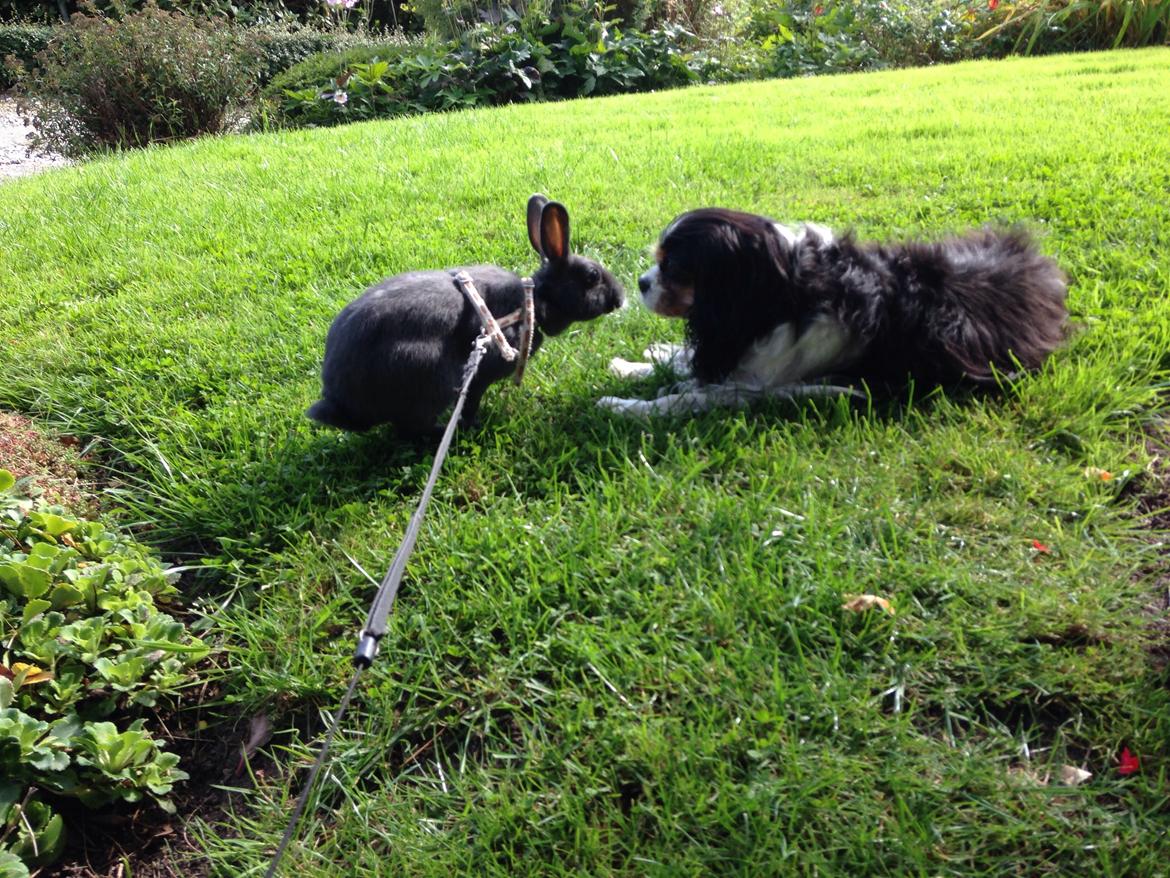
[638,273,651,294]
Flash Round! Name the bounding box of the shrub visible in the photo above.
[270,13,709,127]
[14,4,261,157]
[408,0,504,37]
[2,0,419,30]
[979,0,1170,54]
[0,23,50,90]
[1,0,313,25]
[534,16,701,96]
[259,34,415,99]
[748,0,993,78]
[0,468,209,873]
[249,24,384,85]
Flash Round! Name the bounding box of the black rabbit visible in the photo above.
[307,194,624,435]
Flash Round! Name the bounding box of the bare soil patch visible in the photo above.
[0,410,90,509]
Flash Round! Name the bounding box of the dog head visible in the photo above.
[638,208,805,320]
[639,209,824,382]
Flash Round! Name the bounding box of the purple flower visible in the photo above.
[321,90,349,105]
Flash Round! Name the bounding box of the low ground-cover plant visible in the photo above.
[259,35,418,101]
[13,4,260,157]
[0,469,208,873]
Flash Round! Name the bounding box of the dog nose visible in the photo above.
[638,273,651,294]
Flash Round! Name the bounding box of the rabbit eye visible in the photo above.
[587,266,601,285]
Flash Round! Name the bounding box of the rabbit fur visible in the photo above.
[307,194,624,436]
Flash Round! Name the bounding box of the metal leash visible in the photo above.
[264,334,492,878]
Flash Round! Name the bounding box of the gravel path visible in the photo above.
[0,98,69,181]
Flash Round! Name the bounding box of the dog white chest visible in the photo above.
[731,315,854,388]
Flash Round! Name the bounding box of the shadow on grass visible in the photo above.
[292,377,985,511]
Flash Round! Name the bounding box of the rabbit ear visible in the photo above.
[527,194,550,256]
[540,201,571,262]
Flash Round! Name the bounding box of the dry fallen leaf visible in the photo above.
[1060,765,1092,786]
[842,594,895,616]
[11,662,54,685]
[1083,466,1113,481]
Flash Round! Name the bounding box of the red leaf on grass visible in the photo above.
[988,0,1000,9]
[1118,747,1140,776]
[1031,539,1051,554]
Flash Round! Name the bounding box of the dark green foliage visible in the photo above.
[748,0,994,78]
[270,15,707,128]
[249,24,393,86]
[746,0,1170,76]
[0,23,49,89]
[0,0,416,29]
[14,4,261,157]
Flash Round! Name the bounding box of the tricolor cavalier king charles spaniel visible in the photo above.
[599,209,1068,417]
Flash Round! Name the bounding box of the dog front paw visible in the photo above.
[608,357,654,379]
[597,396,649,418]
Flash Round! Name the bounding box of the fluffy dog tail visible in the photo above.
[926,228,1068,382]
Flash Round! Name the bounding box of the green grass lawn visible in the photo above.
[2,47,1170,876]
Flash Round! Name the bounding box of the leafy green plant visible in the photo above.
[979,0,1170,54]
[408,0,497,37]
[12,3,261,158]
[0,785,63,877]
[0,468,208,872]
[539,16,700,94]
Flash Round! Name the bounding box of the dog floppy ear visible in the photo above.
[527,194,550,257]
[540,201,571,261]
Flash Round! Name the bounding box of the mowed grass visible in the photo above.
[2,47,1170,876]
